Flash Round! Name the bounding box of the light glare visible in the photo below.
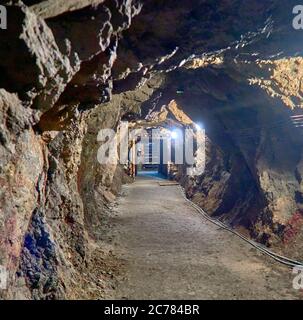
[171,131,178,139]
[195,123,203,131]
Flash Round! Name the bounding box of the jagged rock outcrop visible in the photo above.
[0,89,44,299]
[0,0,148,299]
[1,0,303,299]
[29,0,106,19]
[0,3,75,110]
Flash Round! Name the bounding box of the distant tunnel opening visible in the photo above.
[126,121,204,183]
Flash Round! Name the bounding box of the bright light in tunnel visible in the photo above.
[195,123,203,131]
[171,130,178,139]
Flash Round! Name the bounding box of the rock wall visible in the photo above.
[1,0,303,299]
[0,0,150,299]
[0,90,44,299]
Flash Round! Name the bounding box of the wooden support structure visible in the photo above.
[130,138,136,179]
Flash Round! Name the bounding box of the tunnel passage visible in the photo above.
[135,67,303,251]
[2,0,303,300]
[124,102,204,181]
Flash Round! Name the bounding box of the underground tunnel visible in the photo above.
[1,0,303,301]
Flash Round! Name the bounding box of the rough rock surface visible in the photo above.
[0,90,44,299]
[1,0,303,299]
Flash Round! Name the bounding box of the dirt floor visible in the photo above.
[104,172,302,300]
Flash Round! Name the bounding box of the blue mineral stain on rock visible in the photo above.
[19,209,58,295]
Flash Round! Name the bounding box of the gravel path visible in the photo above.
[110,173,301,300]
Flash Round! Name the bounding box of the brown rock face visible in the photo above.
[1,0,303,298]
[0,90,44,299]
[0,4,75,110]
